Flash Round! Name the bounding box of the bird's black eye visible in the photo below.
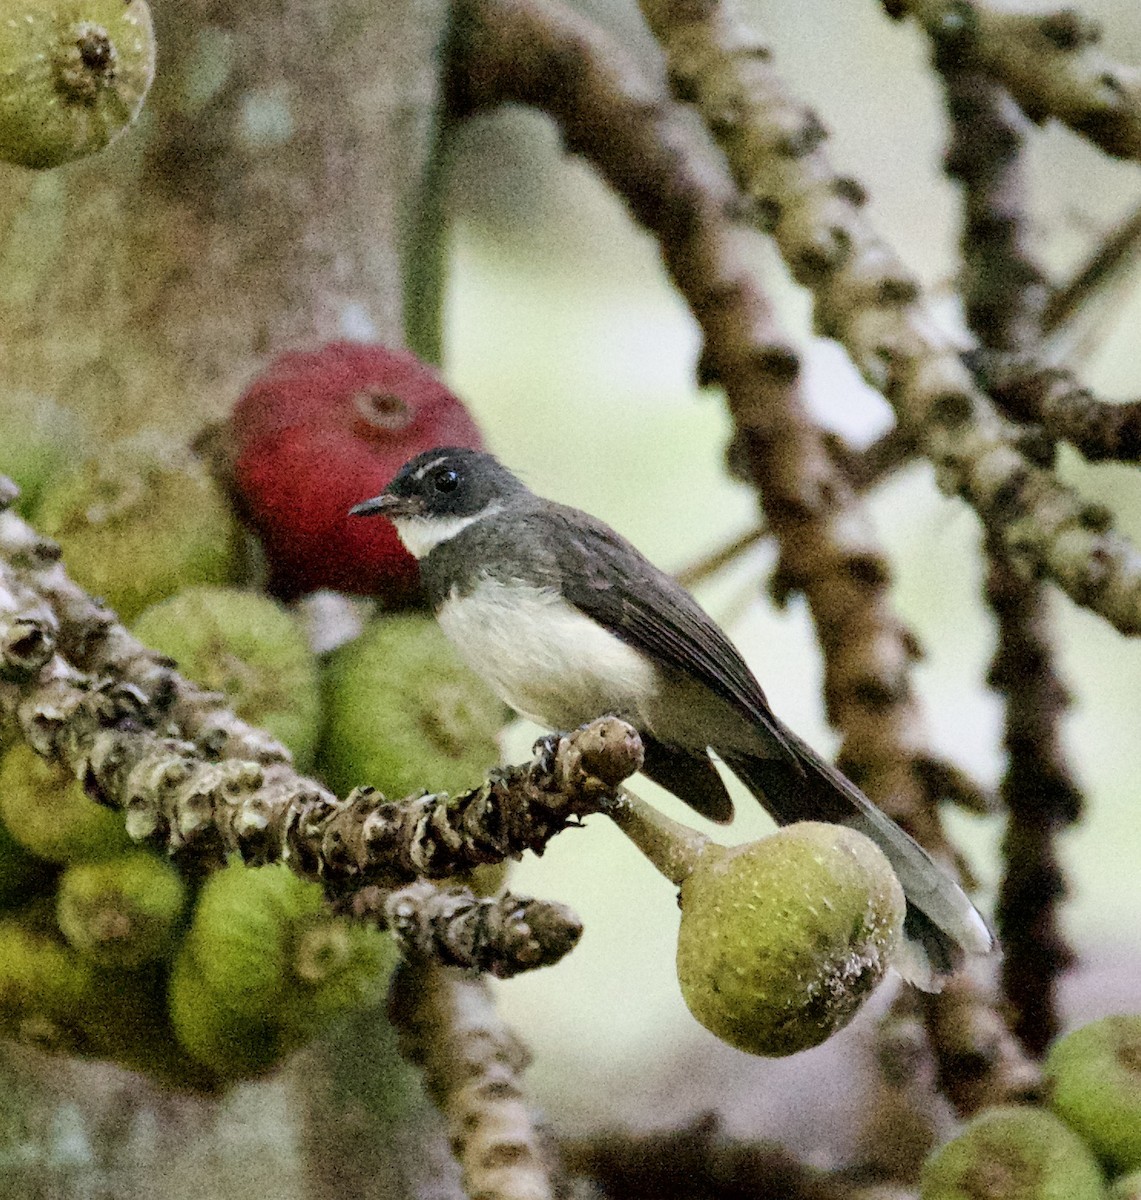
[433,468,459,494]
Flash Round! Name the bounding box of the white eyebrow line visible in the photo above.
[412,455,449,481]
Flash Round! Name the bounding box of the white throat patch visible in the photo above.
[391,504,501,559]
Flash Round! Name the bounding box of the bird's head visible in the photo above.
[350,448,526,558]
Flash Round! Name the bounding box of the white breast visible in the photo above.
[437,576,660,730]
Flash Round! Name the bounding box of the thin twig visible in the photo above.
[350,882,583,978]
[1042,198,1141,337]
[936,30,1081,1057]
[984,534,1081,1054]
[980,354,1141,464]
[923,19,1141,467]
[675,524,766,589]
[920,980,1043,1112]
[857,992,945,1185]
[678,426,924,591]
[937,52,1047,354]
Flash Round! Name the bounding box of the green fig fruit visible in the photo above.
[319,614,506,799]
[132,587,321,771]
[0,741,132,863]
[287,918,395,1037]
[33,433,239,622]
[80,964,220,1092]
[0,813,54,910]
[0,915,95,1051]
[56,850,185,967]
[675,822,905,1057]
[0,0,155,169]
[168,944,284,1081]
[173,860,395,1083]
[182,861,322,1019]
[920,1104,1108,1200]
[1047,1015,1141,1175]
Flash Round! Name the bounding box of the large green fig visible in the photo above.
[133,587,321,770]
[319,613,506,799]
[56,850,185,967]
[34,434,239,622]
[676,822,905,1057]
[1047,1015,1141,1175]
[0,742,131,864]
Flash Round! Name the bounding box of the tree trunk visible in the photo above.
[0,0,449,440]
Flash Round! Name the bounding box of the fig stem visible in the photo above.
[607,788,711,886]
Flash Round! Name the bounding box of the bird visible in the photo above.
[350,447,994,990]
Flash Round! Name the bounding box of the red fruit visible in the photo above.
[226,343,483,603]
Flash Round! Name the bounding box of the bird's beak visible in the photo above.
[349,493,421,519]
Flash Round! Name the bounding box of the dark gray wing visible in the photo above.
[542,503,798,757]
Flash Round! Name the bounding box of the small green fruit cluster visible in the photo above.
[318,612,508,799]
[0,747,209,1086]
[2,437,510,1089]
[169,861,395,1083]
[318,611,511,901]
[0,0,155,169]
[0,808,54,907]
[33,434,241,622]
[920,1014,1141,1198]
[921,1105,1107,1200]
[0,743,393,1089]
[56,850,184,968]
[132,586,322,771]
[675,821,906,1057]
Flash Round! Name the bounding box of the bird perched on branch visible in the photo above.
[351,447,993,990]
